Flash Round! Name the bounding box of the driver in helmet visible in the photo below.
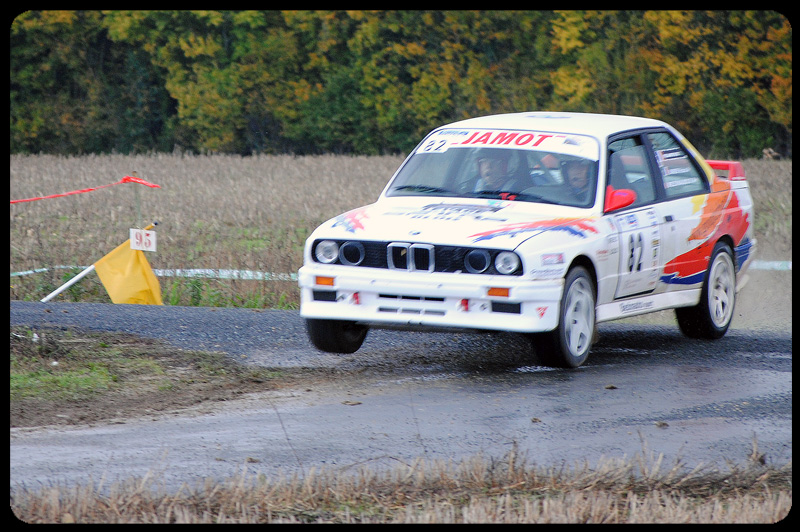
[563,159,593,205]
[473,149,521,193]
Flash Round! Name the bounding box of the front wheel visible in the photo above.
[676,241,736,339]
[535,266,596,368]
[306,318,368,354]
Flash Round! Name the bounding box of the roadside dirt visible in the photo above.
[9,329,335,429]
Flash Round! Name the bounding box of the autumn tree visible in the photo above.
[291,10,556,153]
[640,10,791,157]
[103,10,302,154]
[11,11,174,154]
[10,10,792,158]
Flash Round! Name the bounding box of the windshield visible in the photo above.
[387,128,600,208]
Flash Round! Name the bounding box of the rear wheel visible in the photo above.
[306,319,368,354]
[676,241,736,339]
[535,266,596,368]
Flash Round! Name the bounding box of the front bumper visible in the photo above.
[298,264,564,333]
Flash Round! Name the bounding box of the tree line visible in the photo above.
[10,10,792,158]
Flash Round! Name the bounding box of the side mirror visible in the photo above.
[603,186,636,213]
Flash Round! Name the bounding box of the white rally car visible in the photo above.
[298,112,756,368]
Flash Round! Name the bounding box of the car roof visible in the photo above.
[438,112,670,139]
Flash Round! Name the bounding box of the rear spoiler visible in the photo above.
[705,160,746,181]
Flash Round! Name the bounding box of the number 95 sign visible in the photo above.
[130,228,157,252]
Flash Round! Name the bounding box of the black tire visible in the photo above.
[676,241,736,339]
[306,318,368,354]
[534,266,596,368]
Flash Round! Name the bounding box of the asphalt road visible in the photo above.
[9,268,792,494]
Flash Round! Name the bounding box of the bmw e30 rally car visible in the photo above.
[298,112,756,368]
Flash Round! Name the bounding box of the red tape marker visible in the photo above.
[10,176,160,204]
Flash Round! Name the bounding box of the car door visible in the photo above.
[642,130,711,291]
[606,136,663,299]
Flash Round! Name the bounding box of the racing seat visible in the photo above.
[607,151,654,207]
[506,151,534,191]
[607,152,635,200]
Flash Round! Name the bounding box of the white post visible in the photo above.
[40,264,96,303]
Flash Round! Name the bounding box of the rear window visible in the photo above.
[648,132,708,198]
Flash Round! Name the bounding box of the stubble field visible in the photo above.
[10,153,404,307]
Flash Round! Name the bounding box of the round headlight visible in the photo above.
[464,249,491,274]
[494,251,520,275]
[340,241,365,266]
[315,240,339,264]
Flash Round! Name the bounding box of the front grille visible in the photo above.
[388,243,435,272]
[312,239,521,276]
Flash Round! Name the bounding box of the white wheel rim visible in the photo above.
[709,252,735,328]
[564,277,594,358]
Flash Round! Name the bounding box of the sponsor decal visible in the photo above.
[536,307,548,318]
[388,203,506,222]
[529,267,563,279]
[620,300,654,314]
[734,237,755,270]
[665,177,700,188]
[332,207,369,233]
[469,218,599,242]
[688,180,732,242]
[422,129,600,159]
[541,253,565,265]
[661,188,751,285]
[458,130,561,148]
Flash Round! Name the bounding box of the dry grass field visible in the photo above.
[9,155,792,307]
[10,153,404,307]
[11,439,792,523]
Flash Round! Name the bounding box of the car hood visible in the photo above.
[317,197,601,249]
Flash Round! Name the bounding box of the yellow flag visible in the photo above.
[94,240,163,305]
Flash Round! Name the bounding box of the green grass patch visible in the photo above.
[10,326,315,428]
[10,363,113,400]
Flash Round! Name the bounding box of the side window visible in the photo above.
[607,137,657,207]
[647,132,708,198]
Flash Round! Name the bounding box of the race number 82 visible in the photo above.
[420,139,449,153]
